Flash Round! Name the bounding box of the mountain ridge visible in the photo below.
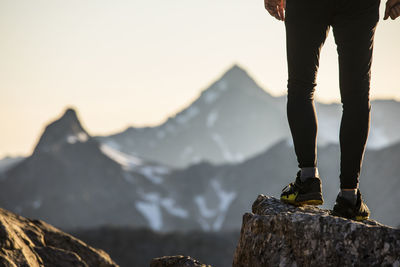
[99,64,400,168]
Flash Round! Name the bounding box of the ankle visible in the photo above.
[339,188,357,206]
[300,167,319,182]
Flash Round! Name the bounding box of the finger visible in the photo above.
[267,7,279,20]
[267,4,280,20]
[390,5,400,19]
[384,0,395,19]
[384,6,390,19]
[386,0,396,10]
[383,0,395,20]
[266,6,275,16]
[277,5,284,20]
[395,5,400,15]
[279,0,286,21]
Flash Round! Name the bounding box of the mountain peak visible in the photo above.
[64,107,78,118]
[33,108,90,154]
[57,107,81,126]
[220,64,249,81]
[196,64,271,106]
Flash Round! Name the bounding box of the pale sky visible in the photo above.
[0,0,399,158]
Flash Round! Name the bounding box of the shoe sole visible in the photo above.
[281,192,324,206]
[355,215,369,221]
[331,211,369,221]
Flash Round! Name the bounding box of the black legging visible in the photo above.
[285,0,380,189]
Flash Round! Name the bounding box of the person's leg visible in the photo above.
[285,0,331,173]
[280,0,332,206]
[331,0,379,220]
[332,0,380,191]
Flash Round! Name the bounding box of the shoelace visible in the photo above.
[281,171,303,195]
[281,181,302,196]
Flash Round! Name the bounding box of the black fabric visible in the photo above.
[284,0,380,189]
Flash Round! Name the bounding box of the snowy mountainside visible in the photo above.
[0,108,244,232]
[1,108,399,231]
[100,64,400,168]
[99,64,289,168]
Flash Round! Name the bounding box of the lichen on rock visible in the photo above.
[233,195,400,267]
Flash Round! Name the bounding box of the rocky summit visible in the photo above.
[233,195,400,267]
[0,208,118,267]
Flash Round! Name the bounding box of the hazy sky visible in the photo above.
[1,0,399,158]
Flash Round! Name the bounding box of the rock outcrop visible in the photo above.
[0,208,118,267]
[150,255,211,267]
[233,195,400,267]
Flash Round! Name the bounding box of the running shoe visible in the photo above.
[280,170,324,206]
[332,189,370,221]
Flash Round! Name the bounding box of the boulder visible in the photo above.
[0,208,118,267]
[233,195,400,266]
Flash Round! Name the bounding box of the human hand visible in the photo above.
[264,0,286,21]
[384,0,400,20]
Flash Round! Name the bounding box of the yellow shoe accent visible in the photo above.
[355,215,368,221]
[280,192,298,205]
[281,192,323,206]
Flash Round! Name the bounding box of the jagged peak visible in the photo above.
[195,63,272,107]
[33,107,90,154]
[221,63,249,79]
[63,107,78,118]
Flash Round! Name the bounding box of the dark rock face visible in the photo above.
[33,108,88,154]
[0,109,150,230]
[150,255,211,267]
[233,195,400,267]
[0,208,118,267]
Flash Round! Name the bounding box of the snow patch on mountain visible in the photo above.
[103,140,122,150]
[194,179,237,231]
[160,197,188,218]
[204,90,220,104]
[66,132,89,144]
[135,191,189,230]
[135,201,162,231]
[217,80,228,91]
[100,144,143,169]
[211,179,237,230]
[194,196,217,219]
[211,133,234,161]
[207,110,218,128]
[100,144,169,184]
[138,166,167,184]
